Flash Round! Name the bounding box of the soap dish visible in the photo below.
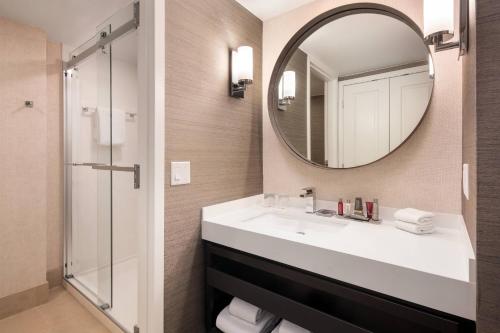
[315,209,336,217]
[345,214,370,222]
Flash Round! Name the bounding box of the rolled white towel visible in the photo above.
[229,297,264,324]
[216,306,278,333]
[396,220,434,235]
[277,320,311,333]
[394,208,434,225]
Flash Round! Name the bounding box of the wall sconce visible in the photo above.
[423,0,469,56]
[278,71,296,111]
[231,46,253,98]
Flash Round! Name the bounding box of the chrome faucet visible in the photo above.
[300,187,316,213]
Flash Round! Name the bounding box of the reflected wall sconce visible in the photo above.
[278,71,296,111]
[423,0,469,56]
[230,46,253,98]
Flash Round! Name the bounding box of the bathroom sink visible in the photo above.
[240,212,347,239]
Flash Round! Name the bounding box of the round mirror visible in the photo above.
[269,6,434,168]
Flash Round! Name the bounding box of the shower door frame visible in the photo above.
[63,0,165,332]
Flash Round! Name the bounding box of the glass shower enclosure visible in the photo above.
[64,2,140,332]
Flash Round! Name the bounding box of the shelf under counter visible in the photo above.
[204,241,475,333]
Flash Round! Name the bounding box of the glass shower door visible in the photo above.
[64,3,140,330]
[66,26,113,309]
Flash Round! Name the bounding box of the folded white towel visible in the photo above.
[394,208,434,225]
[93,107,126,146]
[229,298,264,324]
[216,306,278,333]
[277,320,311,333]
[396,220,434,235]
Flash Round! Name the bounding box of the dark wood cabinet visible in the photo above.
[204,241,475,333]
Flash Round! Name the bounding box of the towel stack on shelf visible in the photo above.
[216,298,279,333]
[394,208,435,235]
[271,320,311,333]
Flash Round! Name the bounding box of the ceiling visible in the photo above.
[0,0,131,48]
[234,0,316,20]
[299,14,429,77]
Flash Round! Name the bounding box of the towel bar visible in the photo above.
[82,106,137,120]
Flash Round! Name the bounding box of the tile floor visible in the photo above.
[0,287,110,333]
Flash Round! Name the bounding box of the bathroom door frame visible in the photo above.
[136,0,165,332]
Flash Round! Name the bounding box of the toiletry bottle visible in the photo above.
[338,198,344,216]
[354,197,363,215]
[345,200,351,216]
[366,202,374,219]
[372,199,379,221]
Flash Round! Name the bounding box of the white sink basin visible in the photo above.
[202,195,476,320]
[240,212,347,239]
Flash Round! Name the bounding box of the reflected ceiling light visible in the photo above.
[231,46,254,98]
[423,0,469,56]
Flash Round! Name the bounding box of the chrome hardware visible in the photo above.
[92,164,140,189]
[64,1,140,70]
[65,162,104,167]
[99,303,110,311]
[300,187,316,213]
[66,162,140,189]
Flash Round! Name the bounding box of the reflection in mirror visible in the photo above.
[272,12,434,168]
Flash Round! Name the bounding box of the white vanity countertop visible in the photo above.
[201,195,476,320]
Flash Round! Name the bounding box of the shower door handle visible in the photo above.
[92,164,140,189]
[65,162,105,167]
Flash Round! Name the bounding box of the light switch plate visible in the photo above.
[463,163,469,200]
[171,161,191,186]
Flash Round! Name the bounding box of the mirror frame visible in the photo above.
[268,3,435,169]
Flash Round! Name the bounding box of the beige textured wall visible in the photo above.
[165,0,263,331]
[263,0,463,214]
[462,0,476,250]
[46,41,64,287]
[0,17,49,298]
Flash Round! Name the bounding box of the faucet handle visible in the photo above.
[301,187,315,195]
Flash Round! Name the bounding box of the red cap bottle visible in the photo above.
[338,198,344,216]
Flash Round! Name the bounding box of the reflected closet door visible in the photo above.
[341,79,390,168]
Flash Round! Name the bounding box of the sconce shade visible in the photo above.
[235,46,253,83]
[231,50,239,84]
[282,70,296,99]
[423,0,454,41]
[230,46,254,98]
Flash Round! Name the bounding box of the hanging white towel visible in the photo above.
[229,297,264,324]
[216,306,278,333]
[396,220,434,235]
[277,320,311,333]
[394,208,434,225]
[94,107,126,146]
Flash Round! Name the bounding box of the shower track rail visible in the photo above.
[64,1,139,70]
